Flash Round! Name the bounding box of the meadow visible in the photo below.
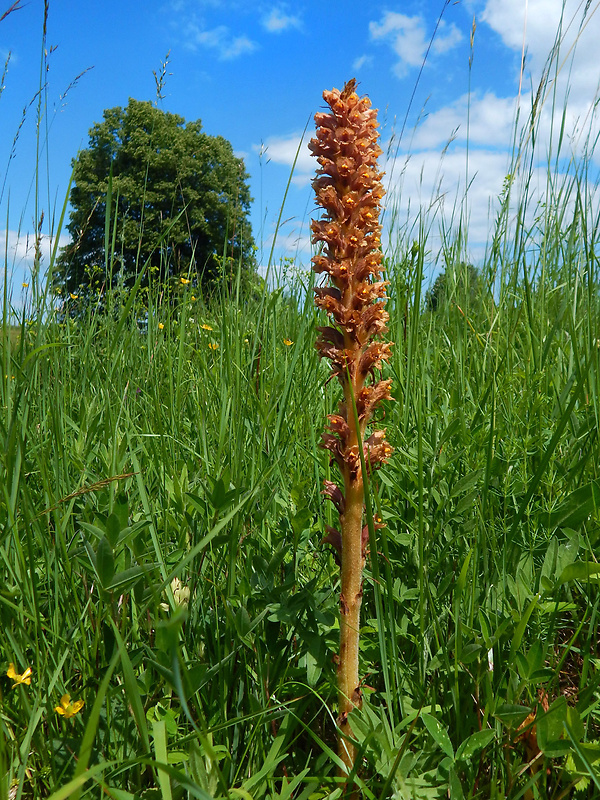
[3,20,600,800]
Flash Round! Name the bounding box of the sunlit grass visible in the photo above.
[2,4,600,799]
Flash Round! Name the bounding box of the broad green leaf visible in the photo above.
[455,729,495,761]
[105,564,157,592]
[96,535,114,588]
[537,696,570,757]
[105,512,121,547]
[450,470,483,498]
[547,482,600,530]
[558,561,600,585]
[566,706,585,742]
[556,533,580,576]
[494,704,532,728]
[449,766,465,800]
[422,712,454,759]
[540,536,558,590]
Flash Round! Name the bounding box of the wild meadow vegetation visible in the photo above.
[3,11,600,800]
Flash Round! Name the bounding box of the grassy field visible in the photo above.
[3,18,600,800]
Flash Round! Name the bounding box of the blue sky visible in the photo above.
[1,0,599,301]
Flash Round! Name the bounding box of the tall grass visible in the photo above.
[2,5,600,800]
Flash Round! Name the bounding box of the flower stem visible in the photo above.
[309,79,393,791]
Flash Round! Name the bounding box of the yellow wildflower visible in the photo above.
[70,293,78,300]
[191,295,197,301]
[201,323,213,331]
[22,282,29,289]
[180,277,190,285]
[55,693,84,719]
[158,322,164,330]
[208,342,219,350]
[7,663,32,688]
[283,338,294,346]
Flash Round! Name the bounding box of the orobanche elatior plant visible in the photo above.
[310,80,393,779]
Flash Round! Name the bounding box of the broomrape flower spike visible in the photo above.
[55,693,84,719]
[310,79,393,784]
[7,663,32,688]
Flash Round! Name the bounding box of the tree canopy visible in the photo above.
[425,262,481,312]
[55,98,255,302]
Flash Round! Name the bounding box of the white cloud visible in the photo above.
[432,19,464,55]
[482,0,600,106]
[262,6,302,33]
[0,228,70,303]
[369,11,462,77]
[382,144,540,266]
[253,132,314,174]
[184,22,257,59]
[404,91,519,151]
[0,228,69,267]
[352,54,373,71]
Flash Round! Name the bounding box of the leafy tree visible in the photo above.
[55,98,255,303]
[426,261,481,312]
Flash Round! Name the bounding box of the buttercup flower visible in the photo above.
[208,342,219,350]
[180,277,190,285]
[201,323,213,331]
[283,338,294,346]
[55,693,84,719]
[22,282,29,289]
[69,293,78,300]
[7,663,32,688]
[158,322,164,330]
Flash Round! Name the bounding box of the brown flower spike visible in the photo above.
[311,80,393,780]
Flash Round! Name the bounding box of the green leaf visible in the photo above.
[450,469,483,498]
[509,594,540,664]
[422,712,454,759]
[537,696,570,757]
[96,535,114,588]
[152,719,173,800]
[70,649,121,800]
[547,481,600,530]
[235,606,252,638]
[449,766,465,800]
[105,565,156,593]
[454,548,472,597]
[566,706,585,742]
[113,493,130,530]
[105,512,121,547]
[156,608,187,652]
[455,729,495,761]
[558,561,600,585]
[494,704,532,728]
[540,537,558,590]
[110,619,151,755]
[556,533,580,575]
